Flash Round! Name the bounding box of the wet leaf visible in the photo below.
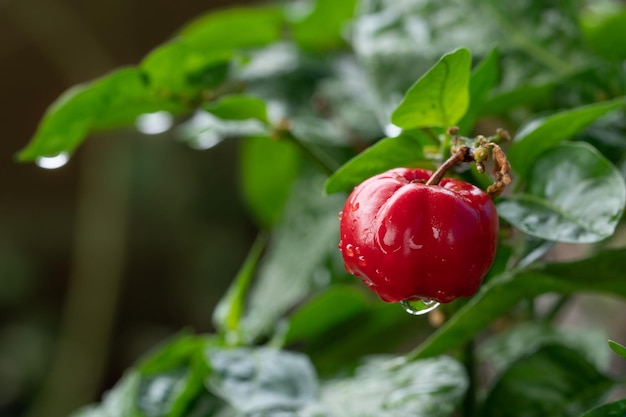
[206,347,318,414]
[324,131,432,194]
[391,48,471,129]
[18,68,180,161]
[481,344,614,417]
[203,95,269,123]
[412,248,626,359]
[319,355,467,417]
[498,142,626,243]
[508,98,625,178]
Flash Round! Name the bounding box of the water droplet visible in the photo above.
[337,211,343,220]
[375,268,384,278]
[136,111,173,134]
[36,152,69,169]
[351,202,360,211]
[357,255,366,266]
[384,123,402,138]
[345,243,355,257]
[337,239,343,250]
[400,298,440,316]
[354,246,361,255]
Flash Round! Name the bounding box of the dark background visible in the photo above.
[0,1,258,416]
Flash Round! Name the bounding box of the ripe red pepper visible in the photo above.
[339,168,498,304]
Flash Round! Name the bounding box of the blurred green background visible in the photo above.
[0,1,260,416]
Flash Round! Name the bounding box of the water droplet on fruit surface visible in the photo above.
[345,244,355,257]
[400,298,440,316]
[351,202,360,211]
[337,211,343,220]
[357,256,367,266]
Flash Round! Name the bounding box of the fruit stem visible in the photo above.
[425,147,472,186]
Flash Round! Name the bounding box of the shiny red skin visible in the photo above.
[339,168,498,304]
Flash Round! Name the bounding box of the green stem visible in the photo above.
[544,295,571,322]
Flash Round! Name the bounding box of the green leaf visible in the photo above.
[457,48,501,134]
[481,344,614,417]
[140,40,232,99]
[239,136,301,228]
[137,369,200,417]
[206,347,318,414]
[319,355,467,417]
[290,0,358,51]
[213,232,268,342]
[608,340,626,360]
[411,248,626,360]
[240,174,345,342]
[180,6,284,50]
[138,333,208,375]
[508,99,625,178]
[479,322,611,374]
[581,399,626,417]
[284,286,370,344]
[324,132,432,194]
[498,142,626,243]
[581,5,626,61]
[391,48,471,129]
[204,95,268,122]
[479,82,555,116]
[18,67,179,161]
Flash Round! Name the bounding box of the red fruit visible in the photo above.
[338,168,498,304]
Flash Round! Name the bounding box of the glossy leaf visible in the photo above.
[239,136,301,228]
[608,340,626,360]
[580,399,626,417]
[137,369,199,417]
[319,355,467,417]
[481,344,614,417]
[457,48,500,133]
[138,333,208,375]
[508,99,625,178]
[180,6,284,50]
[391,48,471,129]
[241,174,345,342]
[206,347,318,414]
[290,0,358,51]
[498,143,626,243]
[581,5,626,61]
[18,68,180,161]
[204,95,268,122]
[411,248,626,359]
[324,132,432,194]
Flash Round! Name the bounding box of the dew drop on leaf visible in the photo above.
[400,298,440,316]
[36,152,69,169]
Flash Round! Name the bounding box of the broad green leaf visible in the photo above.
[498,143,625,243]
[213,232,268,343]
[457,48,501,134]
[581,399,626,417]
[608,340,626,360]
[140,40,232,99]
[411,248,626,359]
[481,344,614,417]
[18,67,179,161]
[137,369,200,417]
[479,322,610,374]
[239,136,301,228]
[206,347,318,414]
[240,173,345,342]
[479,82,555,116]
[284,286,370,344]
[100,371,142,417]
[290,0,358,51]
[391,48,471,129]
[319,355,467,417]
[180,6,284,50]
[508,99,625,178]
[204,95,268,122]
[581,5,626,61]
[324,132,432,194]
